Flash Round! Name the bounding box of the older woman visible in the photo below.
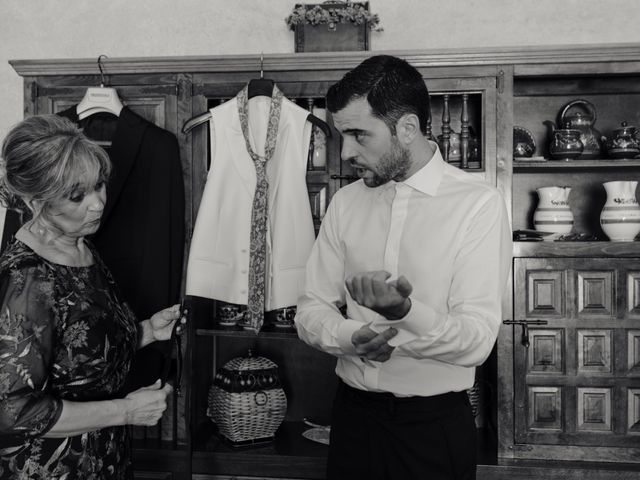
[0,115,182,479]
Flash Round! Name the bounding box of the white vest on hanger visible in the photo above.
[185,94,315,310]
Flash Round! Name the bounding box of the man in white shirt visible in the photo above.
[295,55,512,480]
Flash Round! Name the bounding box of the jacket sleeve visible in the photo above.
[0,266,62,446]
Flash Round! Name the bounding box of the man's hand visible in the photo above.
[351,325,398,362]
[345,271,413,320]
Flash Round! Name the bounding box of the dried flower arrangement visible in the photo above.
[285,2,383,32]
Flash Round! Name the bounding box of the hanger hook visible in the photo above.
[97,54,108,87]
[260,52,264,79]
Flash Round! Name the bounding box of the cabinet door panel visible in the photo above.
[513,258,640,459]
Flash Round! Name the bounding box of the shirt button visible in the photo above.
[241,249,247,253]
[240,289,247,294]
[241,269,247,274]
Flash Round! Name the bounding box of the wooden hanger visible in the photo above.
[182,101,331,138]
[182,53,330,138]
[182,111,212,134]
[77,55,123,121]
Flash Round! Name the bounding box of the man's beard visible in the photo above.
[365,137,411,187]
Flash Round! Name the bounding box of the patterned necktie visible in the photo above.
[237,84,283,333]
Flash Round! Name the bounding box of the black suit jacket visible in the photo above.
[2,108,185,317]
[1,107,185,390]
[57,106,185,390]
[58,106,184,321]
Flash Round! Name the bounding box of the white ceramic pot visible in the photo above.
[533,186,573,234]
[600,180,640,241]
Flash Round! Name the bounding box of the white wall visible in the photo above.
[1,0,638,138]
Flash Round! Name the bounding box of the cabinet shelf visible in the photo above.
[513,158,640,171]
[514,240,640,257]
[196,327,298,339]
[192,420,327,478]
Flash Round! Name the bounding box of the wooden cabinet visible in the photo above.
[10,44,640,479]
[499,47,640,468]
[511,257,640,461]
[185,62,502,479]
[12,66,191,479]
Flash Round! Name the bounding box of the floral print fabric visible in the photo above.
[0,239,138,479]
[237,84,283,333]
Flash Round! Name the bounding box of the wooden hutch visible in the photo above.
[10,43,640,479]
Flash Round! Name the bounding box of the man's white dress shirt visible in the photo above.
[295,144,512,397]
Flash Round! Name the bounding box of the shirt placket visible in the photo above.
[362,182,411,389]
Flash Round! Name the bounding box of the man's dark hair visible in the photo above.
[326,55,431,135]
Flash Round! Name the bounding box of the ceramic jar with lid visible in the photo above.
[602,121,640,159]
[545,121,584,160]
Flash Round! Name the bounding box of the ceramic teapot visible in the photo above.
[544,121,584,160]
[558,99,602,159]
[602,121,640,159]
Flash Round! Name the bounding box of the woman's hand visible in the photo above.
[121,380,173,426]
[149,304,186,341]
[139,304,187,348]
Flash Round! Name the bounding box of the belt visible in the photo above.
[338,380,468,410]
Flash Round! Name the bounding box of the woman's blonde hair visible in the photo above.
[0,114,111,221]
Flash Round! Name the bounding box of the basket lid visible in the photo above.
[214,350,282,393]
[221,349,278,372]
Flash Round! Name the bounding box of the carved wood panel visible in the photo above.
[577,387,612,432]
[577,329,612,374]
[513,258,640,453]
[628,330,640,374]
[628,272,640,318]
[528,329,564,374]
[526,270,565,318]
[629,388,640,434]
[528,386,563,431]
[577,271,614,317]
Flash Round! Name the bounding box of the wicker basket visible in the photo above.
[207,351,287,446]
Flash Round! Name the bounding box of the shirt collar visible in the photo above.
[401,140,445,196]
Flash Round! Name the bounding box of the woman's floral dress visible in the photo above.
[0,239,138,479]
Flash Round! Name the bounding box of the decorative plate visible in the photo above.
[302,427,330,445]
[513,126,536,158]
